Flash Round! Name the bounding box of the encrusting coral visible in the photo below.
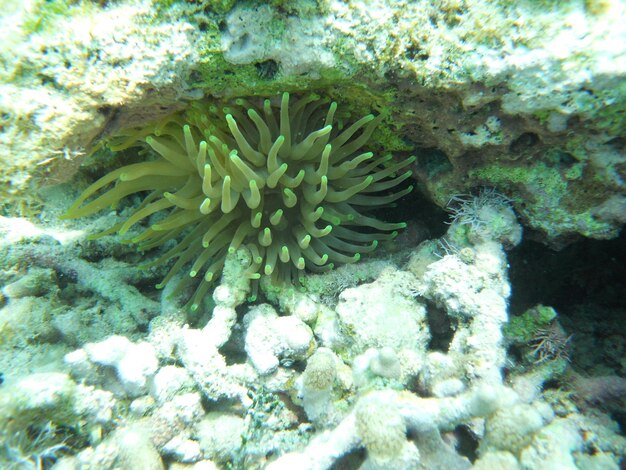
[63,93,414,309]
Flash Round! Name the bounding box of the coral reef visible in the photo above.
[1,187,625,468]
[0,1,624,469]
[1,0,624,244]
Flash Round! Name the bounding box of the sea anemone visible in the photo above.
[63,93,414,310]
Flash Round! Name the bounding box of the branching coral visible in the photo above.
[63,93,414,309]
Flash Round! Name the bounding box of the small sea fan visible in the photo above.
[63,93,414,309]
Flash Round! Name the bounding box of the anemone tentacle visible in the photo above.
[64,93,414,309]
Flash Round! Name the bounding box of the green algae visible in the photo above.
[467,159,620,239]
[504,304,558,344]
[21,0,98,36]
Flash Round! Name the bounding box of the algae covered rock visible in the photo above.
[334,269,430,358]
[0,0,622,246]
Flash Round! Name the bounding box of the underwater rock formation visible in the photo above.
[1,0,624,245]
[0,1,624,469]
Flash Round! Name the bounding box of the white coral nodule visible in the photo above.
[63,93,415,309]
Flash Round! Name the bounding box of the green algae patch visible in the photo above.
[469,162,568,204]
[504,305,557,344]
[21,0,99,36]
[467,160,619,240]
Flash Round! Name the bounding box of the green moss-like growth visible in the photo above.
[467,160,618,240]
[504,304,558,344]
[153,0,237,15]
[21,0,99,36]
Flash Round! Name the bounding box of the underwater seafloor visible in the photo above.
[0,1,625,469]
